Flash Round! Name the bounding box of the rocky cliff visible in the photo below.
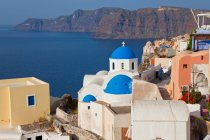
[15,7,210,39]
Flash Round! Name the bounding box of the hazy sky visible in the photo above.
[1,0,210,25]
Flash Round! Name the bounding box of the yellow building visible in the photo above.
[0,77,50,127]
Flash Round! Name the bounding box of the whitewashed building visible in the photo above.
[78,42,190,140]
[131,100,190,140]
[21,131,70,140]
[78,42,138,140]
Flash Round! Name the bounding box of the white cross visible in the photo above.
[122,41,126,47]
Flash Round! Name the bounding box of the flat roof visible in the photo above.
[20,121,51,134]
[0,77,48,88]
[0,126,22,139]
[109,106,131,114]
[94,101,131,114]
[197,13,210,17]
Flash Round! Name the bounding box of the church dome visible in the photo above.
[111,45,136,59]
[83,94,96,103]
[104,75,132,94]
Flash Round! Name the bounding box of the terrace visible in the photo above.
[0,77,48,88]
[195,13,210,34]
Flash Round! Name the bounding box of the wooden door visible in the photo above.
[121,128,131,140]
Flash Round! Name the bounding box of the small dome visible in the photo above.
[111,46,136,59]
[104,75,132,94]
[83,94,96,103]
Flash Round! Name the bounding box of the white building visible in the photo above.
[131,100,190,140]
[78,42,190,140]
[78,42,138,140]
[177,41,188,52]
[154,58,172,73]
[21,131,70,140]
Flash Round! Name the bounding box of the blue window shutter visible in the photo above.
[28,96,35,106]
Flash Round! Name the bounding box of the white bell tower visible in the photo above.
[109,42,138,73]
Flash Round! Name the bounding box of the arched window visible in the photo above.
[121,63,124,69]
[132,62,135,70]
[112,62,115,70]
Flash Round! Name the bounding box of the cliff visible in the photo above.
[15,7,210,39]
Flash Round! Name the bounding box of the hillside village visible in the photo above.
[1,12,210,140]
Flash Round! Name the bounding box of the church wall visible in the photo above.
[83,75,97,86]
[114,127,122,140]
[113,114,131,140]
[128,59,138,73]
[78,84,103,102]
[103,106,115,140]
[90,102,103,136]
[102,93,132,106]
[109,58,138,73]
[78,102,91,131]
[114,113,131,128]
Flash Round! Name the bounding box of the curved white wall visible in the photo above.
[102,93,132,106]
[78,84,103,102]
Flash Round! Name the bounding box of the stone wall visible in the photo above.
[56,107,78,126]
[53,118,103,140]
[63,124,103,140]
[56,108,70,123]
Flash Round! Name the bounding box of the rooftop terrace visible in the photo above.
[0,77,48,88]
[194,13,210,34]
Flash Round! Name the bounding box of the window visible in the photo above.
[36,136,42,140]
[88,106,90,110]
[27,138,31,140]
[27,95,36,107]
[183,64,187,69]
[201,56,204,60]
[95,113,97,117]
[121,63,124,69]
[132,62,135,70]
[112,62,115,70]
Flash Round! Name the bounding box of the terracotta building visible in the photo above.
[167,50,209,99]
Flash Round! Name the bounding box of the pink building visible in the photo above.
[167,50,209,99]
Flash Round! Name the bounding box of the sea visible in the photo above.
[0,26,152,98]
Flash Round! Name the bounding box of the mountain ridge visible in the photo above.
[14,6,210,39]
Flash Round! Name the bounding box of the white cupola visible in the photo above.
[109,42,138,73]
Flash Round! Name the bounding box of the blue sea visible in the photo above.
[0,26,151,98]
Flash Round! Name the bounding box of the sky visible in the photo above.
[1,0,210,25]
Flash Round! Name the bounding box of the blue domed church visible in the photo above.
[78,42,139,139]
[77,43,188,140]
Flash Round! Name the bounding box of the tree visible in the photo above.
[186,36,192,50]
[59,94,72,112]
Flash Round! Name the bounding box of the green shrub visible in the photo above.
[187,36,192,50]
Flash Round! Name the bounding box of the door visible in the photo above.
[121,128,131,140]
